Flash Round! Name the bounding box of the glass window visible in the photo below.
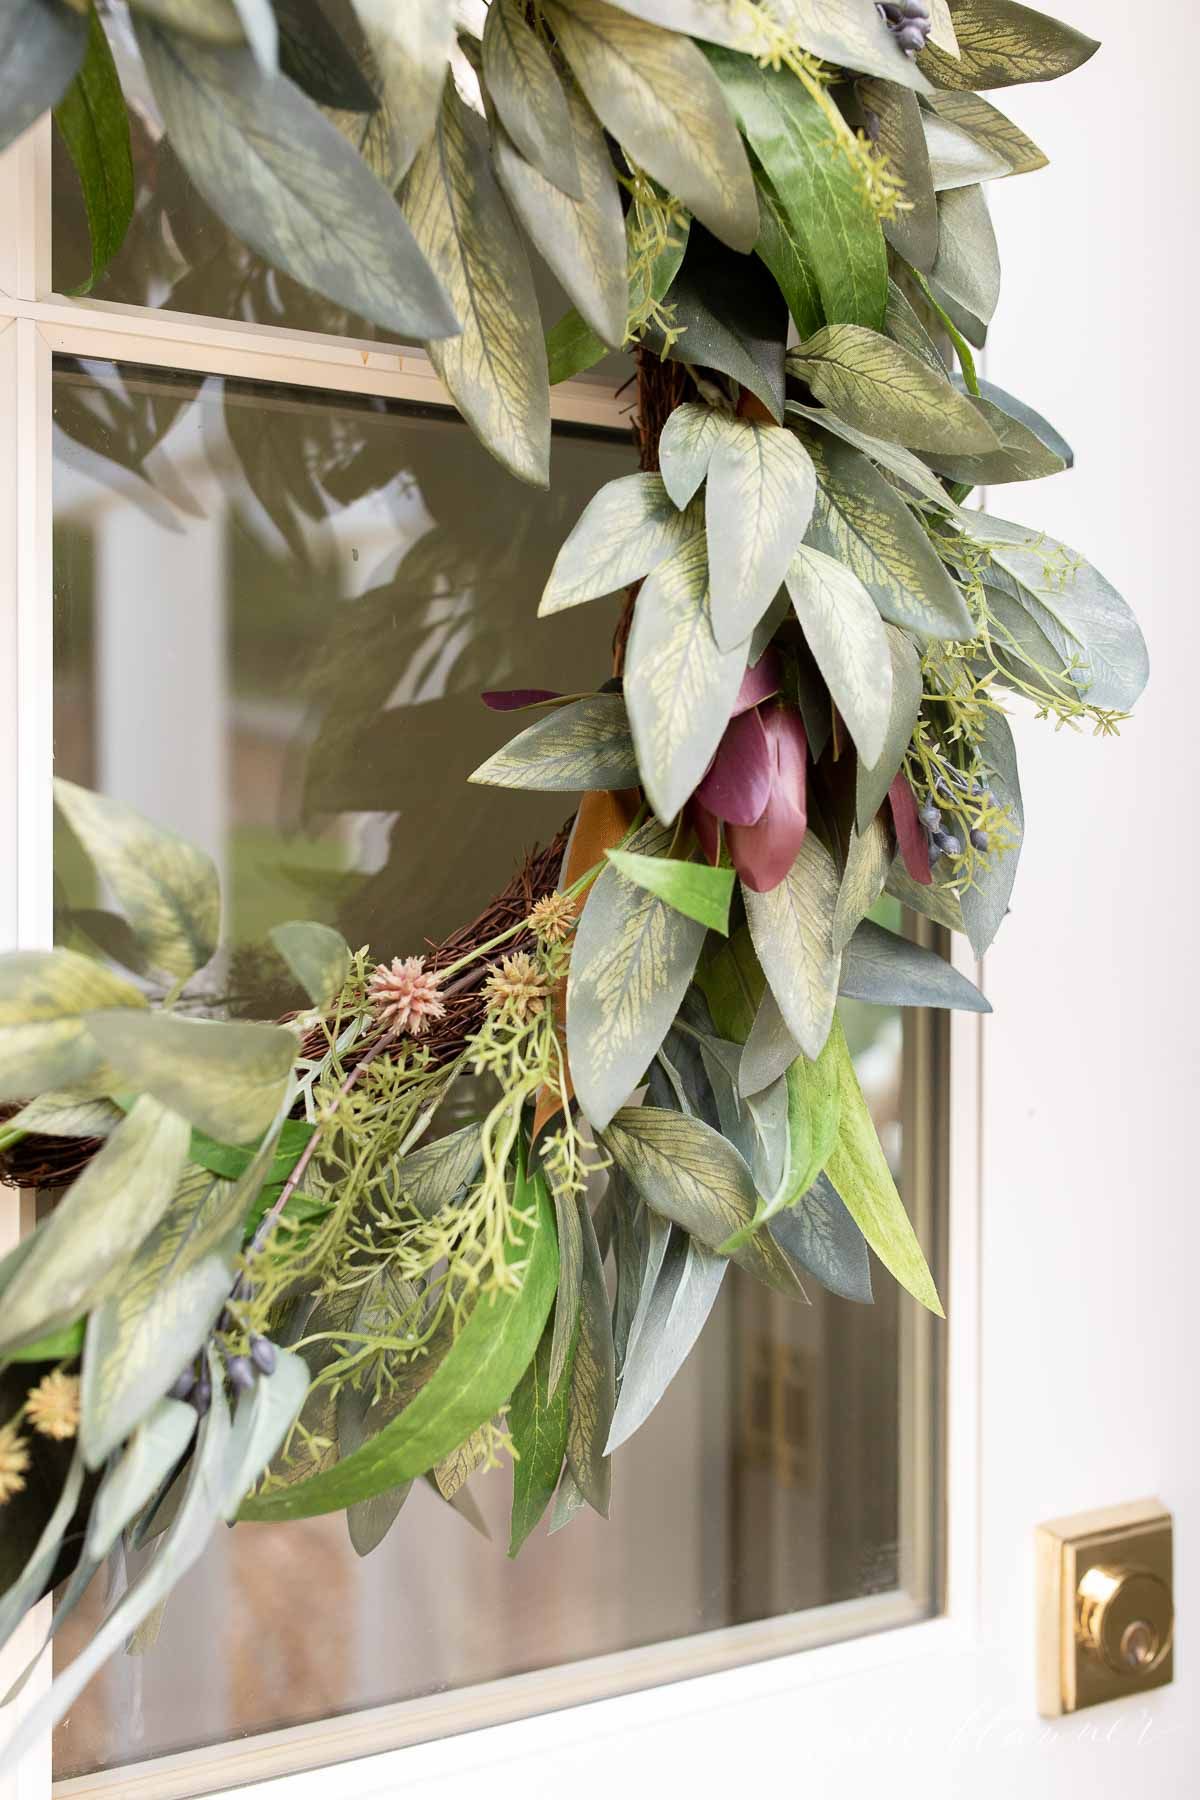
[49,361,944,1784]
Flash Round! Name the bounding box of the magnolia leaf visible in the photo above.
[804,432,973,640]
[753,167,824,341]
[603,1105,807,1299]
[0,1096,189,1357]
[971,514,1148,710]
[547,210,688,384]
[785,544,893,768]
[605,1222,725,1452]
[743,833,840,1061]
[4,1090,122,1139]
[856,624,923,829]
[545,0,756,253]
[925,89,1048,178]
[658,402,734,509]
[508,1311,575,1555]
[53,1,134,295]
[706,420,817,650]
[605,849,734,934]
[918,0,1098,89]
[833,814,892,952]
[720,1026,841,1251]
[840,918,991,1011]
[85,1400,197,1563]
[483,0,581,197]
[787,401,959,513]
[470,692,639,793]
[708,47,887,330]
[922,108,1011,190]
[492,79,626,348]
[353,0,453,181]
[401,81,549,486]
[133,18,457,342]
[382,1122,483,1221]
[55,778,219,982]
[545,1161,584,1401]
[221,1348,309,1519]
[0,1454,87,1661]
[86,1011,296,1144]
[540,473,701,615]
[625,535,748,823]
[644,227,789,420]
[856,78,937,273]
[930,183,1000,336]
[886,858,966,931]
[959,708,1023,956]
[768,1171,872,1303]
[789,325,997,453]
[241,1156,557,1519]
[565,1199,616,1515]
[268,920,350,1009]
[0,0,87,155]
[825,1019,943,1314]
[567,820,707,1131]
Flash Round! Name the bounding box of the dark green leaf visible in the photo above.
[275,0,378,111]
[752,163,824,340]
[856,77,937,272]
[644,225,789,421]
[768,1171,872,1303]
[53,1,134,294]
[565,1199,616,1515]
[840,918,991,1010]
[508,1311,576,1555]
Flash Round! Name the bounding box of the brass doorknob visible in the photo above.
[1076,1564,1174,1677]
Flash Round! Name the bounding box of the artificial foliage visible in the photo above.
[0,0,1148,1753]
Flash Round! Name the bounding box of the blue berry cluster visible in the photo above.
[169,1333,278,1415]
[921,770,994,865]
[877,0,933,55]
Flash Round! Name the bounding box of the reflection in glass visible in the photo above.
[51,361,942,1781]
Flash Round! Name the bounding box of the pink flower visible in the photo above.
[692,692,810,894]
[367,955,446,1036]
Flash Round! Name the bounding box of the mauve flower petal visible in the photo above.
[730,647,784,716]
[727,707,808,892]
[481,688,562,711]
[693,707,774,825]
[888,772,933,885]
[690,800,722,866]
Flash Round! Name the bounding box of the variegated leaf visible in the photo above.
[603,1106,807,1299]
[0,1096,190,1357]
[884,275,948,374]
[540,474,702,615]
[804,432,973,640]
[930,183,1000,334]
[743,833,841,1061]
[886,858,966,931]
[565,1198,616,1514]
[401,81,549,486]
[4,1090,123,1139]
[433,1425,491,1502]
[625,535,749,822]
[483,0,581,197]
[917,0,1098,90]
[787,401,958,512]
[739,984,796,1098]
[268,920,350,1009]
[55,779,220,982]
[856,78,937,273]
[922,108,1010,191]
[926,0,959,58]
[959,707,1023,957]
[705,419,817,650]
[658,402,735,510]
[86,1011,297,1145]
[789,325,997,453]
[470,692,639,793]
[353,0,453,182]
[833,813,892,952]
[856,624,923,830]
[492,76,626,347]
[547,209,688,384]
[925,89,1047,179]
[785,544,893,768]
[382,1122,483,1221]
[545,0,757,252]
[546,1159,584,1400]
[762,0,933,88]
[924,393,1065,487]
[0,946,145,1103]
[567,819,707,1131]
[605,1220,725,1452]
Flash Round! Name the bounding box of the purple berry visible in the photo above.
[970,828,989,852]
[249,1335,277,1376]
[939,833,962,856]
[896,23,927,52]
[226,1355,256,1394]
[919,803,941,831]
[902,0,930,18]
[192,1369,212,1416]
[168,1367,195,1402]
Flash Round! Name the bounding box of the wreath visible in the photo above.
[0,0,1147,1755]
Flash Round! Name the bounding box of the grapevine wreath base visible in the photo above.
[0,0,1148,1760]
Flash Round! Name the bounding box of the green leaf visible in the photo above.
[3,1090,122,1140]
[884,274,948,373]
[545,0,756,253]
[220,1347,309,1518]
[540,473,701,615]
[274,0,378,111]
[658,402,733,510]
[0,1453,87,1660]
[546,210,688,384]
[186,1115,312,1184]
[53,1,134,294]
[567,820,707,1131]
[268,919,351,1009]
[743,832,841,1061]
[0,947,146,1104]
[565,1199,616,1515]
[492,79,627,348]
[803,431,973,640]
[0,1096,189,1358]
[470,692,640,793]
[856,78,937,273]
[605,849,734,934]
[400,80,549,485]
[2,1319,86,1364]
[925,88,1048,177]
[0,0,87,155]
[787,400,960,513]
[752,164,824,340]
[508,1312,575,1555]
[483,0,581,196]
[705,419,816,649]
[930,183,1000,337]
[886,858,966,931]
[603,1105,807,1298]
[84,1399,196,1562]
[645,226,789,420]
[353,0,453,182]
[833,813,892,953]
[762,0,934,86]
[917,0,1098,89]
[591,0,776,49]
[230,0,276,70]
[86,1011,297,1145]
[856,623,923,829]
[707,47,887,329]
[789,325,998,453]
[240,1156,558,1519]
[604,1219,725,1452]
[959,707,1023,957]
[382,1122,483,1222]
[625,535,748,822]
[768,1170,872,1303]
[840,918,991,1011]
[785,543,893,768]
[739,983,794,1096]
[960,376,1073,466]
[922,107,1011,191]
[545,1161,584,1402]
[719,1026,841,1251]
[695,924,763,1043]
[825,1018,943,1314]
[55,778,220,983]
[128,0,243,41]
[133,16,457,342]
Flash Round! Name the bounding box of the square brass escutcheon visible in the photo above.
[1036,1499,1174,1716]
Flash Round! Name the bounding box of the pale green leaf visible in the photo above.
[856,78,937,273]
[884,274,948,373]
[930,182,1000,335]
[567,820,707,1131]
[268,919,350,1009]
[86,1010,296,1144]
[604,1220,725,1452]
[719,1025,841,1250]
[0,948,145,1103]
[789,324,998,452]
[540,473,701,615]
[84,1400,197,1563]
[924,392,1066,487]
[833,813,892,952]
[221,1347,310,1518]
[917,0,1098,89]
[763,0,934,86]
[743,832,841,1060]
[787,400,960,512]
[0,0,86,155]
[3,1090,122,1139]
[546,0,757,253]
[856,623,923,829]
[546,210,688,384]
[352,0,453,182]
[605,849,735,934]
[565,1198,616,1515]
[484,0,581,196]
[469,692,640,793]
[959,707,1023,957]
[886,858,966,931]
[927,0,959,55]
[739,983,795,1097]
[705,419,817,649]
[840,918,990,1011]
[595,0,775,50]
[658,402,734,509]
[785,543,893,768]
[925,89,1048,178]
[922,107,1011,190]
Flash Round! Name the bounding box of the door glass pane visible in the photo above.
[49,360,945,1784]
